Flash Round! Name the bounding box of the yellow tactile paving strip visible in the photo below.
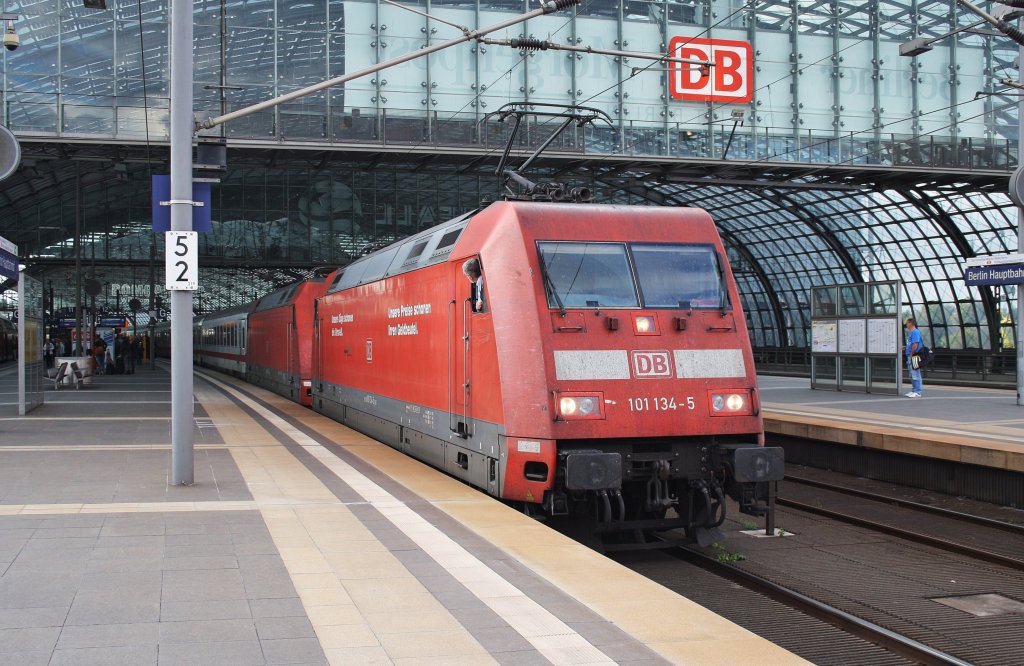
[0,500,257,515]
[763,406,1024,473]
[197,372,805,666]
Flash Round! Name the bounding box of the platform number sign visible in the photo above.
[165,231,198,291]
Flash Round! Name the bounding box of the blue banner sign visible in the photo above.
[0,235,17,280]
[964,263,1024,286]
[151,175,212,232]
[58,318,128,328]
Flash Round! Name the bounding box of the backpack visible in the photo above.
[916,344,934,367]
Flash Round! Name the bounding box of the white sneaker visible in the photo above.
[905,391,920,397]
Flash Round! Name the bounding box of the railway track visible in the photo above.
[779,475,1024,571]
[620,473,1024,664]
[785,474,1024,535]
[667,545,971,666]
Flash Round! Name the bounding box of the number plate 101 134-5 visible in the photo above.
[165,231,199,291]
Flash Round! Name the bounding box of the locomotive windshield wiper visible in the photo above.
[539,256,567,317]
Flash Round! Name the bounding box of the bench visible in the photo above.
[48,361,68,390]
[69,361,89,389]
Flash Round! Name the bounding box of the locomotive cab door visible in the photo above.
[449,256,486,438]
[287,304,297,398]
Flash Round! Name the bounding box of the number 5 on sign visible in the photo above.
[165,231,198,291]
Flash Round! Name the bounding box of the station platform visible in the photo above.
[759,375,1024,474]
[0,362,802,665]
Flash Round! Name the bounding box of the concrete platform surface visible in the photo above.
[759,375,1024,472]
[0,363,804,665]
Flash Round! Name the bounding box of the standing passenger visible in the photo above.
[128,336,138,374]
[115,334,126,374]
[94,338,106,374]
[903,318,924,398]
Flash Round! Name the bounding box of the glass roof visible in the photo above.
[643,181,1016,351]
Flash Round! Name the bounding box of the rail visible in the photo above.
[785,474,1024,536]
[777,496,1024,571]
[669,546,973,666]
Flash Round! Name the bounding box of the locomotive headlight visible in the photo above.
[634,315,657,334]
[556,393,604,420]
[710,391,750,415]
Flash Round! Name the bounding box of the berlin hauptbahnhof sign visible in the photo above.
[964,254,1024,287]
[0,236,17,281]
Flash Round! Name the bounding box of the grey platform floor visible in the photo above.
[0,364,324,665]
[759,374,1024,447]
[0,363,723,666]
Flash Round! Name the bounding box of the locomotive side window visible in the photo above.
[537,242,639,309]
[631,244,728,310]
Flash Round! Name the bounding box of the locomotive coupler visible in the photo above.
[644,461,673,514]
[687,479,727,546]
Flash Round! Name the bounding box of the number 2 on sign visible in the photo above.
[165,231,198,291]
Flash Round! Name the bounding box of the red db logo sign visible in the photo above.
[631,351,673,379]
[668,37,753,103]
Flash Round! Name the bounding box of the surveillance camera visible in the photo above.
[2,28,18,52]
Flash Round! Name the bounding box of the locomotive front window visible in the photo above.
[538,242,639,309]
[631,244,728,309]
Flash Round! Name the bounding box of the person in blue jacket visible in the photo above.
[903,318,923,398]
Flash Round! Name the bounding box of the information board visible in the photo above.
[811,321,837,353]
[867,318,898,354]
[810,279,901,395]
[838,319,866,354]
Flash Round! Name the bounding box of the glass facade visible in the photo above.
[1,0,1019,167]
[0,0,1020,363]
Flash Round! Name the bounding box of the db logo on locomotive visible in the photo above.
[631,350,673,378]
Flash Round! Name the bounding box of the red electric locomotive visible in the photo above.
[313,201,782,540]
[248,278,326,406]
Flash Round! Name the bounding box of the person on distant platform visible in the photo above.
[462,258,485,313]
[93,338,106,374]
[902,318,924,398]
[127,336,138,374]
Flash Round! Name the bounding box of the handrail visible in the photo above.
[754,346,1018,387]
[6,100,1016,172]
